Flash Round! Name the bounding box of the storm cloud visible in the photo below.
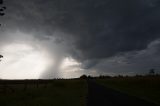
[1,0,160,78]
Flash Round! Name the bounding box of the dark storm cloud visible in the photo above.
[69,0,160,60]
[91,39,160,75]
[2,0,160,75]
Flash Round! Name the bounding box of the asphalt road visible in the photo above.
[87,80,158,106]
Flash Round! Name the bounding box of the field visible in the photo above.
[0,79,87,106]
[0,76,160,106]
[96,76,160,105]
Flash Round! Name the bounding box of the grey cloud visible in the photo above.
[1,0,160,78]
[91,39,160,76]
[4,0,160,56]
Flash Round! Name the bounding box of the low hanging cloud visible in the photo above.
[0,0,160,78]
[90,39,160,76]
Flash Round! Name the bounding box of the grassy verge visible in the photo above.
[0,79,87,106]
[96,77,160,105]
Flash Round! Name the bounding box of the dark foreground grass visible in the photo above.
[96,76,160,105]
[0,79,87,106]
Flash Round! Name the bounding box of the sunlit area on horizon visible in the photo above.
[0,31,84,79]
[60,57,83,78]
[0,43,52,79]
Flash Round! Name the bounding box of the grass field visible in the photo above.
[96,76,160,105]
[0,79,87,106]
[0,77,160,106]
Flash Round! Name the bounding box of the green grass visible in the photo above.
[0,79,87,106]
[96,77,160,105]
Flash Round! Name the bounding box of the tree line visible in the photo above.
[0,0,5,60]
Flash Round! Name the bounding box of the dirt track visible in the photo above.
[87,80,158,106]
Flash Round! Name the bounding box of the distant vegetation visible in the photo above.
[0,54,3,61]
[0,0,6,26]
[80,72,160,80]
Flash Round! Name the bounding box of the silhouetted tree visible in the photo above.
[0,54,3,61]
[88,75,93,79]
[80,75,88,79]
[0,0,3,4]
[149,68,155,75]
[0,0,6,26]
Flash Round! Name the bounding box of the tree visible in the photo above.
[0,0,6,26]
[0,0,3,4]
[0,0,6,16]
[80,75,88,79]
[149,68,155,75]
[0,54,3,61]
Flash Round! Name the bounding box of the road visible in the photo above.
[87,80,158,106]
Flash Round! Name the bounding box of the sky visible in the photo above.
[0,0,160,79]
